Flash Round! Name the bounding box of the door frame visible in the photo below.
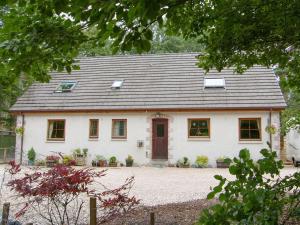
[152,118,168,160]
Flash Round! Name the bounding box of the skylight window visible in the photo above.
[55,81,77,93]
[111,80,123,89]
[204,78,225,88]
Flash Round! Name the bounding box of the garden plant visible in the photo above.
[7,162,139,225]
[198,148,300,225]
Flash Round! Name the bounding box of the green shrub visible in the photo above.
[82,148,88,157]
[126,155,133,162]
[198,148,300,225]
[73,148,82,155]
[176,157,190,167]
[95,155,106,161]
[195,155,208,168]
[63,155,74,165]
[27,147,36,161]
[109,156,117,164]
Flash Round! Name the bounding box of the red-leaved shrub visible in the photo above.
[8,164,139,225]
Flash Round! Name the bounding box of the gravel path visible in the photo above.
[92,166,298,206]
[0,165,298,206]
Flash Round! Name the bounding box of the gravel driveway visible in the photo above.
[0,165,298,206]
[95,166,299,206]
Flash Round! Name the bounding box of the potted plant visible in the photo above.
[216,156,231,168]
[109,156,117,167]
[63,155,75,166]
[95,155,107,167]
[125,155,134,167]
[35,159,45,166]
[82,148,88,158]
[195,155,208,168]
[265,125,277,135]
[176,157,190,168]
[73,148,85,166]
[45,155,60,167]
[27,147,36,166]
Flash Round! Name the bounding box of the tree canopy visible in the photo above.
[1,0,300,131]
[1,0,299,88]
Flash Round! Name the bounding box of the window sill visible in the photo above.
[239,140,263,144]
[88,138,99,141]
[111,138,127,141]
[188,138,210,141]
[46,139,65,143]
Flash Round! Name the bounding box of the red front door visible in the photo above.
[152,118,168,159]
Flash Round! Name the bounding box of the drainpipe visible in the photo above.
[269,109,272,149]
[20,114,24,164]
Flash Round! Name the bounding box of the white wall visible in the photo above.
[15,111,281,166]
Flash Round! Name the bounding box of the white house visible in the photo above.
[10,54,286,166]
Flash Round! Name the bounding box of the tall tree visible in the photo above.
[0,0,299,88]
[79,27,203,56]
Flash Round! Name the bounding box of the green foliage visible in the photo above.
[281,91,300,134]
[15,126,24,135]
[63,155,73,165]
[1,0,299,94]
[82,148,88,157]
[95,155,106,161]
[109,156,117,164]
[177,157,190,167]
[126,155,133,162]
[216,156,231,163]
[198,148,300,225]
[27,147,36,161]
[195,155,208,168]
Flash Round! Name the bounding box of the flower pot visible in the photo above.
[216,161,230,168]
[109,162,118,167]
[126,160,133,167]
[181,164,190,168]
[75,155,85,166]
[46,160,58,167]
[28,160,35,166]
[98,160,107,167]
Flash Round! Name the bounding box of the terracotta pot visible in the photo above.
[98,160,107,167]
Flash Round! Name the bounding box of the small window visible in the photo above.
[47,120,65,141]
[157,124,165,137]
[112,119,127,139]
[89,119,99,139]
[55,81,77,93]
[188,119,210,138]
[239,118,261,141]
[111,80,123,89]
[204,78,225,88]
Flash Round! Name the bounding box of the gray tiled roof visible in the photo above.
[10,53,286,112]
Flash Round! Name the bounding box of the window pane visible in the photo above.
[200,128,209,136]
[157,124,164,137]
[89,120,98,137]
[249,120,259,129]
[240,130,250,139]
[189,119,209,137]
[112,120,126,138]
[240,120,249,129]
[48,120,65,139]
[250,130,260,139]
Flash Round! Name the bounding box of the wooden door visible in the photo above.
[152,118,168,159]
